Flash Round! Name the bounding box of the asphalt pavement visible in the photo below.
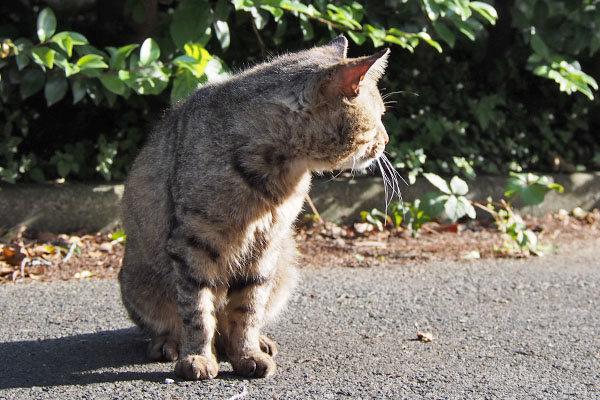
[1,241,599,399]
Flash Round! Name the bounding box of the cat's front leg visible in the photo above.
[167,235,220,380]
[173,272,219,380]
[225,276,277,378]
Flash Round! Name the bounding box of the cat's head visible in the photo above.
[291,36,390,172]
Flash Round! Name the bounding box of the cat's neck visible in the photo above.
[231,137,311,208]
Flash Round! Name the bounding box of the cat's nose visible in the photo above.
[383,130,389,145]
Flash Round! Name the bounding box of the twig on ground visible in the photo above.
[63,242,77,263]
[305,194,325,225]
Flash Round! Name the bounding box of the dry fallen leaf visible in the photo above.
[74,270,93,279]
[0,261,14,275]
[417,331,434,342]
[2,245,26,266]
[461,250,481,259]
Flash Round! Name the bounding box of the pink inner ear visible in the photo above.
[338,60,375,97]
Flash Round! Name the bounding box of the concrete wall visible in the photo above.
[1,173,599,233]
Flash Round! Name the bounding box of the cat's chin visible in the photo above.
[337,155,379,171]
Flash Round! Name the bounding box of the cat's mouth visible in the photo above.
[339,149,383,170]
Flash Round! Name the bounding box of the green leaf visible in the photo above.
[213,20,230,50]
[451,19,476,41]
[530,34,551,60]
[31,46,56,69]
[364,24,386,47]
[518,184,547,205]
[54,53,81,77]
[422,0,440,20]
[415,31,442,53]
[171,70,200,104]
[523,229,537,249]
[469,1,497,25]
[423,173,451,194]
[139,38,160,66]
[37,7,57,42]
[170,0,212,51]
[71,77,86,104]
[16,53,30,70]
[51,31,88,57]
[261,5,284,21]
[280,1,313,15]
[76,54,108,70]
[213,0,231,50]
[109,229,127,243]
[443,195,474,222]
[432,21,455,48]
[99,74,126,95]
[107,44,138,70]
[347,31,366,45]
[419,192,447,219]
[443,195,458,222]
[175,43,212,77]
[29,167,46,183]
[233,0,252,11]
[44,72,68,106]
[458,196,476,219]
[214,0,230,20]
[20,69,46,99]
[299,14,314,41]
[449,176,469,195]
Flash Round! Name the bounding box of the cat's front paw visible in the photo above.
[231,351,276,378]
[175,355,218,380]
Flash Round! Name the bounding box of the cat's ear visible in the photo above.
[327,48,390,98]
[326,34,348,59]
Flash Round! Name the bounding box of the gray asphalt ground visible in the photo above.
[1,241,599,399]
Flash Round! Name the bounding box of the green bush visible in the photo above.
[0,0,598,183]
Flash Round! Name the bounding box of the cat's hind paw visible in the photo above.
[147,336,179,362]
[175,355,219,380]
[231,352,276,378]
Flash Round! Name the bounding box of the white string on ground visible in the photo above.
[227,386,248,400]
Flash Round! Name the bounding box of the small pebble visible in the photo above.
[164,378,175,384]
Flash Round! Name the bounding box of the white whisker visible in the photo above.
[377,159,391,217]
[326,168,345,182]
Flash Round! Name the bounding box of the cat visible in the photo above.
[118,35,390,380]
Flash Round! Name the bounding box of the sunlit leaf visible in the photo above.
[139,38,160,66]
[449,176,469,195]
[423,173,451,194]
[77,54,108,71]
[31,46,56,69]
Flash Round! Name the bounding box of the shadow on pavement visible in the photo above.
[0,328,173,389]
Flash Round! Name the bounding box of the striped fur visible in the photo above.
[118,35,389,380]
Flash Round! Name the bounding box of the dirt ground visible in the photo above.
[1,209,598,284]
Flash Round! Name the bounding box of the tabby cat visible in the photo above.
[119,35,390,380]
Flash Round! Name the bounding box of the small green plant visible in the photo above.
[361,171,564,256]
[421,173,476,222]
[504,172,564,205]
[360,208,390,232]
[109,229,127,244]
[479,199,542,256]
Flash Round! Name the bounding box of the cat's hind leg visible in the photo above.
[119,253,182,362]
